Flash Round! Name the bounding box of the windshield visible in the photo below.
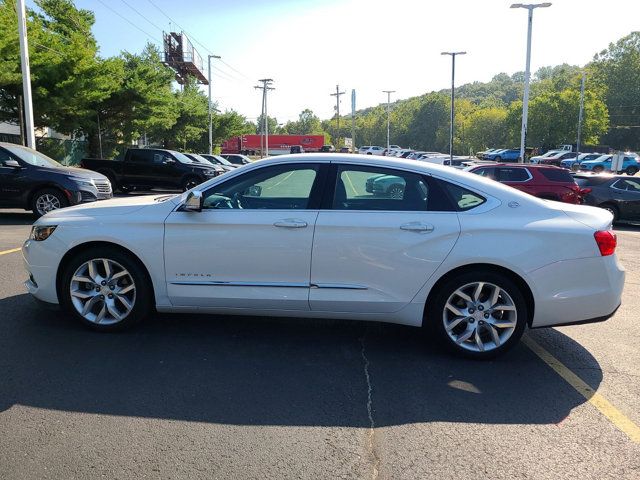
[3,144,63,168]
[187,153,211,164]
[213,155,233,166]
[171,151,195,164]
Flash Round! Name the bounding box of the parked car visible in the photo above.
[560,153,602,170]
[199,154,238,171]
[0,142,112,217]
[81,148,220,192]
[320,145,336,153]
[484,149,521,162]
[220,154,252,166]
[24,154,624,359]
[580,155,639,175]
[575,173,640,222]
[184,153,229,173]
[467,163,584,204]
[339,147,351,153]
[358,146,385,155]
[529,150,561,164]
[476,148,500,160]
[290,145,305,154]
[537,151,578,166]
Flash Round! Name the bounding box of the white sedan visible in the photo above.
[22,154,624,358]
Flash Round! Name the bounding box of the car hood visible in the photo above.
[38,194,176,220]
[34,165,108,181]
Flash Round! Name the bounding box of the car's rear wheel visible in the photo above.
[600,203,619,222]
[60,247,152,331]
[31,188,69,217]
[182,176,201,191]
[428,271,528,359]
[625,166,638,176]
[494,156,502,162]
[387,184,405,199]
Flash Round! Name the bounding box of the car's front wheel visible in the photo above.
[625,166,638,176]
[31,188,69,217]
[428,271,528,359]
[593,166,604,173]
[60,247,153,331]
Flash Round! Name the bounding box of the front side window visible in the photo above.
[612,179,640,192]
[2,144,62,168]
[203,164,319,210]
[472,167,496,179]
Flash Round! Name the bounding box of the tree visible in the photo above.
[255,114,279,135]
[162,78,208,152]
[591,32,640,150]
[462,107,509,153]
[0,0,118,136]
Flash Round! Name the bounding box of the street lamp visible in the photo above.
[382,90,396,150]
[441,51,466,162]
[511,2,552,162]
[208,54,221,155]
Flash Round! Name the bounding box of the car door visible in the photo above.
[124,149,155,187]
[0,148,27,206]
[309,163,461,314]
[611,178,640,220]
[151,151,183,189]
[164,162,327,310]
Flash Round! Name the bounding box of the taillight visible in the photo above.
[580,188,592,195]
[594,230,617,256]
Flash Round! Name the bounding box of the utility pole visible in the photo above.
[382,90,396,150]
[254,79,274,157]
[441,52,466,162]
[208,54,221,155]
[351,89,356,153]
[511,2,552,162]
[576,71,586,161]
[17,0,35,149]
[330,85,345,146]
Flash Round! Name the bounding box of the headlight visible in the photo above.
[71,177,95,188]
[30,225,57,241]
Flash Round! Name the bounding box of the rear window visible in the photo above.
[539,168,574,182]
[574,176,611,187]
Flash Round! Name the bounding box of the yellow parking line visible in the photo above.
[0,247,21,256]
[523,335,640,443]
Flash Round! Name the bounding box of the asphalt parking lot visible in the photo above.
[1,209,640,479]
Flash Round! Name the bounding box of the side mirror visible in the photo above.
[183,190,203,212]
[3,160,21,169]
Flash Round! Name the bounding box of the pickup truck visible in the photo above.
[81,148,221,192]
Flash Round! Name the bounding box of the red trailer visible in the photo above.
[221,135,325,155]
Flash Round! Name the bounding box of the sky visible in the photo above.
[41,0,640,124]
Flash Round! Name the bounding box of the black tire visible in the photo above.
[625,166,638,176]
[494,156,502,162]
[30,188,69,218]
[387,184,405,199]
[426,270,528,359]
[600,203,619,222]
[366,152,372,155]
[182,176,202,191]
[60,246,153,332]
[593,166,604,173]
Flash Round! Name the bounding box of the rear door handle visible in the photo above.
[274,219,308,228]
[400,222,434,232]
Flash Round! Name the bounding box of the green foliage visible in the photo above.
[591,32,640,150]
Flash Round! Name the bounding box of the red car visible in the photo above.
[466,163,584,204]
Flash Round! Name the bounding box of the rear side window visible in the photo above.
[496,167,530,182]
[472,167,496,179]
[439,181,486,211]
[539,169,574,182]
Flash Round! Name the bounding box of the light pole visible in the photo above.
[17,0,35,148]
[576,71,586,162]
[382,90,395,150]
[511,2,552,162]
[207,54,221,155]
[441,51,466,162]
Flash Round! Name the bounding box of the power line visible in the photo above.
[33,42,66,57]
[96,0,160,46]
[145,0,211,55]
[119,0,164,33]
[219,58,252,81]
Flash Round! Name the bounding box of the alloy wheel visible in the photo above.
[388,186,404,199]
[69,258,136,325]
[35,194,61,215]
[442,281,518,353]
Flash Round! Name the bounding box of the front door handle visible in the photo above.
[400,222,434,232]
[273,219,308,228]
